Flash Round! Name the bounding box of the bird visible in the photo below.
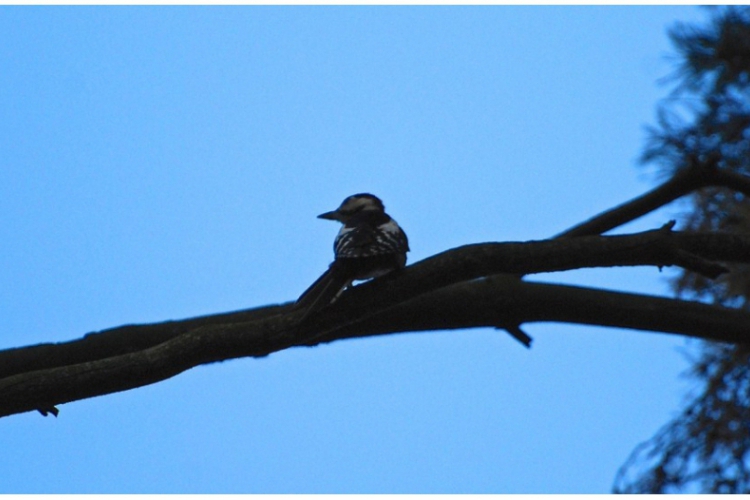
[296,193,409,316]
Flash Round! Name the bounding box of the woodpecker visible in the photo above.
[296,193,409,315]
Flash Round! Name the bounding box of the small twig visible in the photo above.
[499,325,533,348]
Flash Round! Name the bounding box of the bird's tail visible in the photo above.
[295,261,353,317]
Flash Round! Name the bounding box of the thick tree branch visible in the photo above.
[2,276,749,419]
[0,306,286,384]
[311,276,750,345]
[1,227,749,418]
[2,227,747,382]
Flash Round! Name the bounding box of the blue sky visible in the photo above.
[0,6,710,493]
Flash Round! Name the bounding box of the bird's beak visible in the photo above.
[317,210,343,221]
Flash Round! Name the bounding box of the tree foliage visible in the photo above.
[614,7,750,493]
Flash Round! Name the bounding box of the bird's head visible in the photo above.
[318,193,385,223]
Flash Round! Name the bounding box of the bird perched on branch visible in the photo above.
[296,193,409,316]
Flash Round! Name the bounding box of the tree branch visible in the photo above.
[2,275,749,419]
[4,144,747,421]
[557,164,750,238]
[2,228,748,384]
[311,276,750,345]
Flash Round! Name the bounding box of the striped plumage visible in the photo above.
[296,194,409,315]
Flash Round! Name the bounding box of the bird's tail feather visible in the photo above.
[295,262,352,317]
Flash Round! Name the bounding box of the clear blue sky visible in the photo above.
[0,6,709,493]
